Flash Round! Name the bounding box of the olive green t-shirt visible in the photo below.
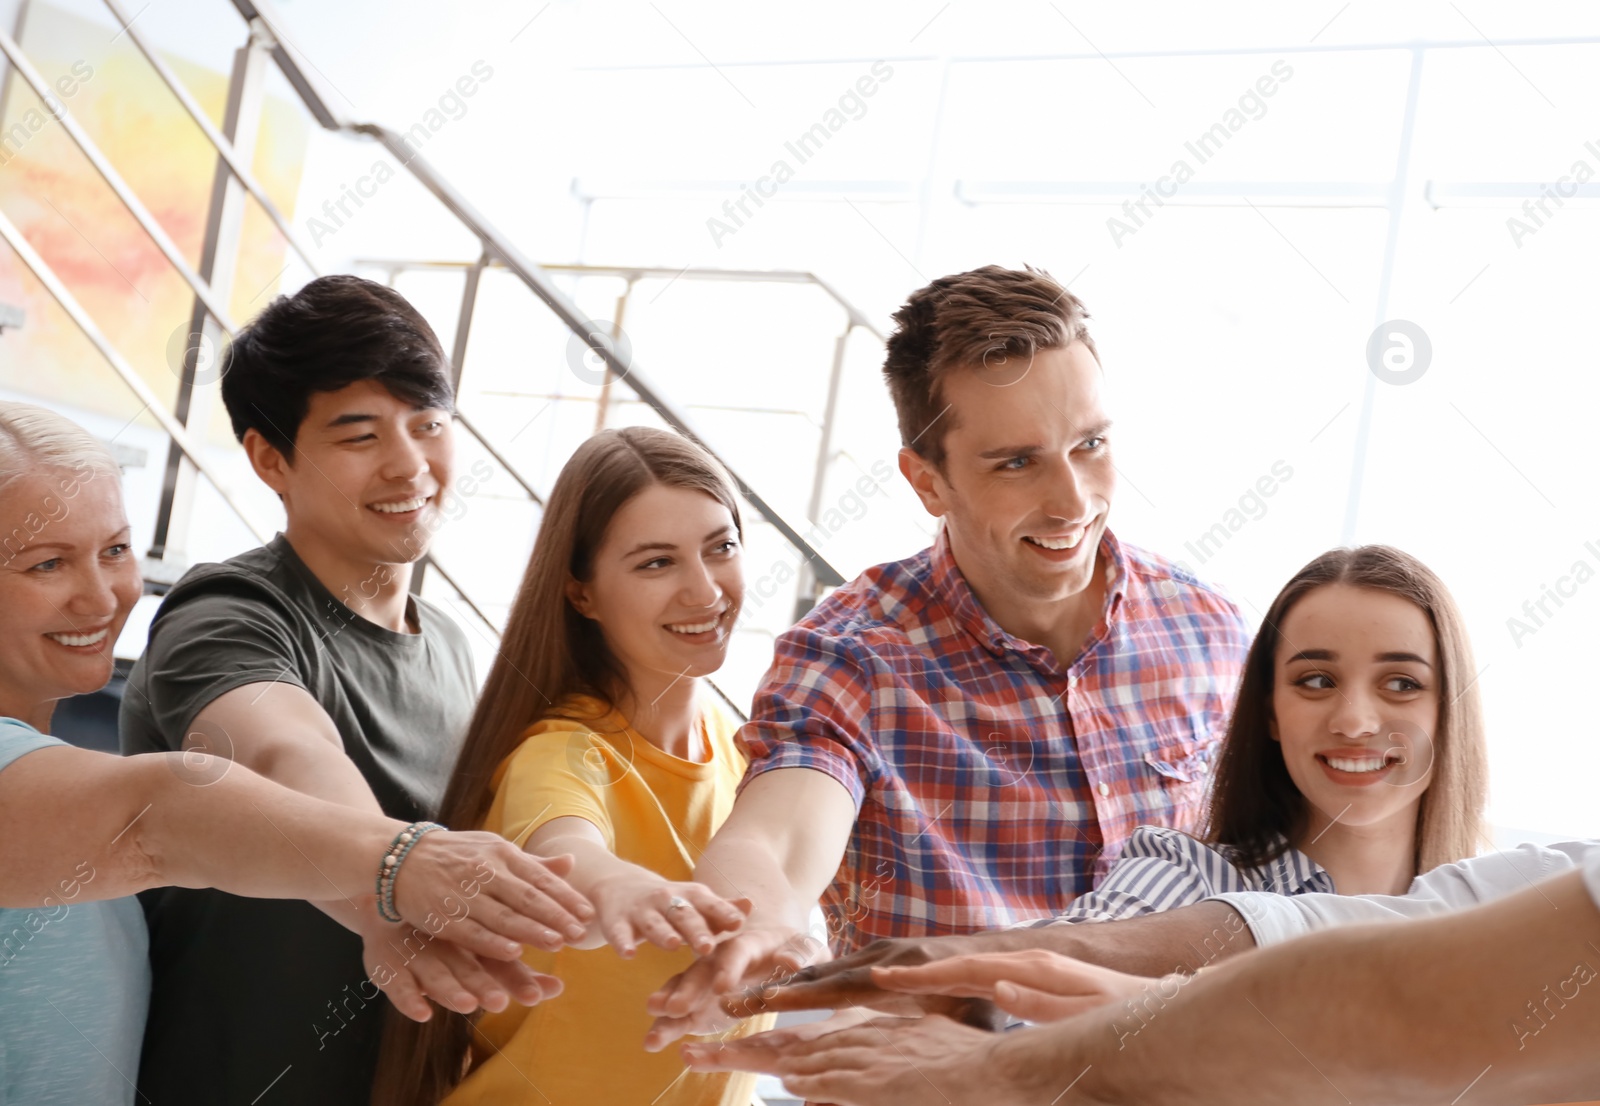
[119,534,474,1106]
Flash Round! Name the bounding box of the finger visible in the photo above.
[374,964,434,1022]
[680,1036,787,1073]
[411,942,508,1014]
[643,1012,710,1053]
[689,892,748,938]
[994,980,1104,1023]
[604,916,641,959]
[509,851,595,923]
[490,877,592,944]
[403,947,480,1015]
[662,899,717,954]
[636,909,686,953]
[664,949,743,1017]
[480,957,563,1006]
[870,963,1000,998]
[416,910,530,961]
[457,893,568,952]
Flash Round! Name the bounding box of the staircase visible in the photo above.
[0,0,922,715]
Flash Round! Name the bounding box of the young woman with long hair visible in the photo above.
[374,426,772,1105]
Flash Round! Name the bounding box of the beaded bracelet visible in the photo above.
[376,821,444,923]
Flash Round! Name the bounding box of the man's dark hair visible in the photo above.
[882,264,1096,470]
[220,274,453,458]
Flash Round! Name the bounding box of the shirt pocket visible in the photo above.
[1142,738,1213,834]
[1144,739,1211,784]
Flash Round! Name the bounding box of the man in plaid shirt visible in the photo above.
[646,264,1249,1047]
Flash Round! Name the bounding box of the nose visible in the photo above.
[1041,454,1092,524]
[678,555,722,609]
[67,559,120,625]
[1327,685,1382,742]
[380,430,430,484]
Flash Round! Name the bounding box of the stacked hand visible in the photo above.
[585,870,751,958]
[644,921,830,1050]
[359,831,596,1021]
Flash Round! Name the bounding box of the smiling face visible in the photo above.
[245,378,455,579]
[901,340,1114,627]
[565,483,742,704]
[1271,583,1439,845]
[0,468,141,727]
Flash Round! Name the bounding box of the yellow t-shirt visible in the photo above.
[443,695,772,1106]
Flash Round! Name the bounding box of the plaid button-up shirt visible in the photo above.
[738,526,1250,954]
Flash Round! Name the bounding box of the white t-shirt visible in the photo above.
[1210,839,1600,947]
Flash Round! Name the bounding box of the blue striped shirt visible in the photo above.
[1034,825,1333,926]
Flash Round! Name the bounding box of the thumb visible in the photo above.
[539,852,576,877]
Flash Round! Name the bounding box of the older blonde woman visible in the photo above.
[0,401,594,1103]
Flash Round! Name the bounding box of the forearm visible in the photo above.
[1011,872,1600,1105]
[991,901,1256,976]
[127,753,397,903]
[694,833,816,936]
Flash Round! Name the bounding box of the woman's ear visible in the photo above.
[565,576,596,620]
[1268,710,1280,744]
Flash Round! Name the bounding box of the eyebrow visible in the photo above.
[975,420,1113,459]
[325,413,378,430]
[619,526,734,559]
[1286,649,1433,668]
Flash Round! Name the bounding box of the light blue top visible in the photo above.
[0,716,149,1105]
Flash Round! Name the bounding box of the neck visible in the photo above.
[1294,807,1420,896]
[616,674,704,762]
[281,527,416,633]
[961,547,1108,665]
[0,688,54,732]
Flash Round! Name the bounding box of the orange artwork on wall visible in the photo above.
[0,0,307,448]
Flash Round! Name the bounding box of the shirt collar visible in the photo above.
[927,524,1130,662]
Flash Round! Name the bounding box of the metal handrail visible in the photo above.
[360,259,890,343]
[214,0,849,590]
[100,0,324,278]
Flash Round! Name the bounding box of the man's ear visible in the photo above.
[565,576,596,620]
[242,428,293,498]
[898,446,949,520]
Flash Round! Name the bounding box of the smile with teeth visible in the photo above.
[46,628,109,647]
[1319,753,1402,774]
[1024,530,1087,551]
[369,495,430,514]
[666,610,729,635]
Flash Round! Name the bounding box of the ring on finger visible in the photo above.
[667,895,690,912]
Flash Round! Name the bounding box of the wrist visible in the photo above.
[989,1025,1088,1105]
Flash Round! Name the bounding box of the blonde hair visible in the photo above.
[0,401,120,487]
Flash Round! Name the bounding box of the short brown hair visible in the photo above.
[1205,545,1489,876]
[882,264,1096,468]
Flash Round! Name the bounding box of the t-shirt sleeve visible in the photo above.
[1210,841,1593,946]
[0,717,65,773]
[128,576,312,752]
[493,729,618,851]
[1584,847,1600,911]
[735,623,879,810]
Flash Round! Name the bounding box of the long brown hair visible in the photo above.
[1206,545,1487,876]
[371,426,742,1106]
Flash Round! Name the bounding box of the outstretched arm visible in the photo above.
[642,767,857,1049]
[687,867,1600,1105]
[0,741,595,1021]
[746,898,1254,1016]
[525,815,749,956]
